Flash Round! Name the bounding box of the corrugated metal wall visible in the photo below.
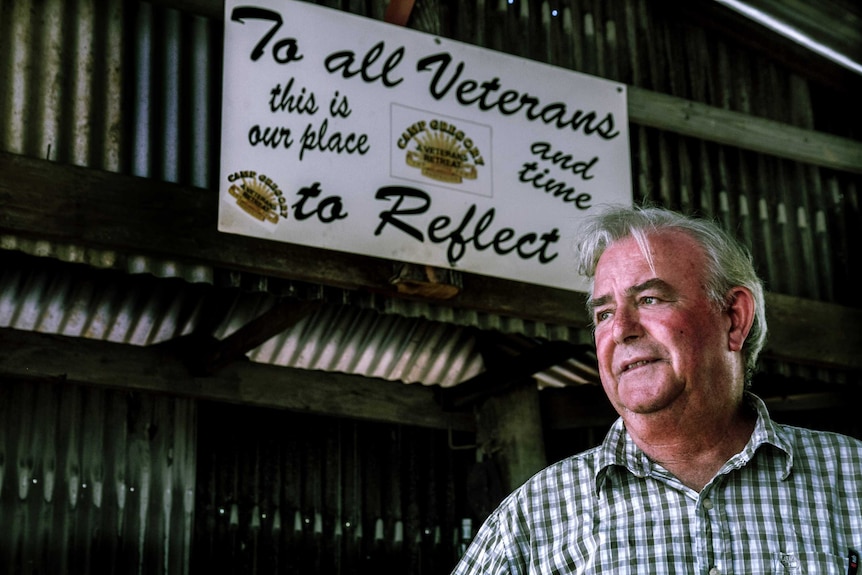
[434,0,862,385]
[2,0,858,333]
[0,379,196,574]
[0,375,484,574]
[192,401,476,574]
[2,0,860,573]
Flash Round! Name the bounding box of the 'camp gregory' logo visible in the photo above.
[391,104,492,198]
[399,119,485,184]
[226,171,287,223]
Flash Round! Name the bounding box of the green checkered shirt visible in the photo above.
[453,394,862,574]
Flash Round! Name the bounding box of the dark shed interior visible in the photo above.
[1,0,860,572]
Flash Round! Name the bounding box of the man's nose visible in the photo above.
[612,305,643,343]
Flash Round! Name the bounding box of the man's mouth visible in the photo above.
[623,359,655,372]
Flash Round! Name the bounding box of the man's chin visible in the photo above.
[617,385,683,415]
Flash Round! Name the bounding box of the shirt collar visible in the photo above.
[593,392,794,495]
[737,392,794,478]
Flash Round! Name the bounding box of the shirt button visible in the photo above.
[703,498,714,510]
[709,567,721,575]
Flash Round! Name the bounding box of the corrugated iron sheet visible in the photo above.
[0,379,197,573]
[0,251,490,386]
[1,0,856,385]
[1,0,860,304]
[2,0,860,573]
[192,402,476,574]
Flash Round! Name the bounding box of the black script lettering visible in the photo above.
[530,142,598,179]
[293,182,348,222]
[298,119,370,160]
[231,7,303,64]
[325,41,404,87]
[374,186,430,241]
[374,186,560,266]
[428,204,560,265]
[416,53,464,99]
[519,162,592,210]
[269,78,319,114]
[427,204,484,264]
[329,91,351,118]
[416,52,619,140]
[249,125,294,149]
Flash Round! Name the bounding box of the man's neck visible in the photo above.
[624,404,756,492]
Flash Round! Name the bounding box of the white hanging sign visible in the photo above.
[219,0,632,292]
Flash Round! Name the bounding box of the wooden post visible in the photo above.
[475,379,547,494]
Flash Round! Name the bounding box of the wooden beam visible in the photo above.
[195,298,322,374]
[541,381,862,431]
[0,327,475,432]
[627,86,862,175]
[0,151,588,328]
[441,340,591,409]
[476,380,547,492]
[541,386,618,431]
[1,151,860,371]
[763,292,862,371]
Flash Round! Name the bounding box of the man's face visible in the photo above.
[590,231,738,418]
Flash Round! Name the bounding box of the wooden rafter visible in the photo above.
[0,326,476,432]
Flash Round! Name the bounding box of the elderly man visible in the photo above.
[452,206,862,574]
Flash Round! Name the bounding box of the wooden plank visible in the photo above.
[1,151,860,370]
[762,292,862,370]
[541,383,860,431]
[196,299,323,374]
[0,151,588,328]
[0,327,476,432]
[627,85,862,175]
[476,380,547,492]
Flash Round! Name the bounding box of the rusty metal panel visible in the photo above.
[0,0,125,169]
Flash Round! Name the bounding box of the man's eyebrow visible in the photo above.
[587,278,677,314]
[586,294,610,314]
[627,278,676,298]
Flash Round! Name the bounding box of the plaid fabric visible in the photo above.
[452,394,862,574]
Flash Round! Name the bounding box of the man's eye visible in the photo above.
[596,310,612,322]
[641,296,658,305]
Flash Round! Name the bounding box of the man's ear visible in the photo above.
[726,287,755,352]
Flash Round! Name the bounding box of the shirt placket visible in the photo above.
[697,479,731,575]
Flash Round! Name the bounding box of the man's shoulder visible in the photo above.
[777,422,862,448]
[517,444,607,493]
[542,443,607,472]
[489,444,607,526]
[773,422,862,470]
